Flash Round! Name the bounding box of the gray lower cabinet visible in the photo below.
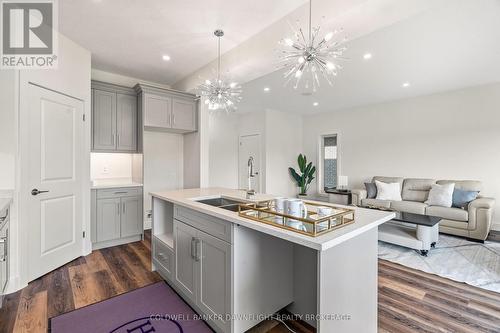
[92,81,138,153]
[92,187,143,249]
[96,198,121,242]
[173,219,231,332]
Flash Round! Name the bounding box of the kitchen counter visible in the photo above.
[150,187,394,251]
[151,187,394,332]
[91,178,143,190]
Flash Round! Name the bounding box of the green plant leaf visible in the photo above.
[289,167,302,185]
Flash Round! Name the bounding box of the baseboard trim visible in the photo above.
[491,222,500,232]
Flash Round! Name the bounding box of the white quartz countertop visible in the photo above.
[91,178,143,190]
[150,188,395,251]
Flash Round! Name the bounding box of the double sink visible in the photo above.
[196,197,249,212]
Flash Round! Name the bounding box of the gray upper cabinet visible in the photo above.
[116,93,138,151]
[172,99,196,131]
[135,83,198,134]
[92,81,138,153]
[144,94,171,128]
[93,89,116,151]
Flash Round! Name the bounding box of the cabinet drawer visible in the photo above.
[174,206,232,243]
[154,237,174,278]
[96,187,142,199]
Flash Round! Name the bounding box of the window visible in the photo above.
[320,134,338,192]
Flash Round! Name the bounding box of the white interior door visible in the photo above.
[27,84,84,281]
[239,134,261,193]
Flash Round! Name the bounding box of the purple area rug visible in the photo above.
[50,282,213,333]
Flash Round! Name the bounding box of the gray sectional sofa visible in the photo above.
[352,176,495,241]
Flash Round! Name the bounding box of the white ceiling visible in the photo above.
[59,0,306,85]
[238,0,500,114]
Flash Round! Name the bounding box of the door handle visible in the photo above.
[31,189,49,196]
[0,236,7,262]
[195,238,201,262]
[191,237,196,260]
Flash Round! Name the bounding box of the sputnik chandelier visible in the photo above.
[278,0,348,92]
[198,30,242,112]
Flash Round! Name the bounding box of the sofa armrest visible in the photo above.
[469,197,495,210]
[351,189,367,206]
[467,197,495,240]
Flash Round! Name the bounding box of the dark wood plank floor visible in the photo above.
[0,231,499,332]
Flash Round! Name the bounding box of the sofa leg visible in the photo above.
[466,237,485,244]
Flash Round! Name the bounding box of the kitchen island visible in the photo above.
[150,188,394,333]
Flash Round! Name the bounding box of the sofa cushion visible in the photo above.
[401,178,436,202]
[426,206,469,222]
[372,176,404,188]
[375,180,402,201]
[437,180,482,192]
[365,182,377,199]
[390,201,428,215]
[425,183,455,207]
[452,189,479,209]
[361,198,392,209]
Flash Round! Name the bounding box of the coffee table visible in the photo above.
[361,207,441,256]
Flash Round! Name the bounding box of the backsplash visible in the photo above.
[90,153,133,180]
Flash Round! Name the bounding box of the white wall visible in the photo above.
[207,109,302,197]
[143,131,184,219]
[265,110,303,197]
[0,70,18,190]
[302,83,500,229]
[91,69,171,89]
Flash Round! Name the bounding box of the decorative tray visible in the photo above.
[238,200,355,237]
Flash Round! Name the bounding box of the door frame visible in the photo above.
[238,134,262,193]
[18,80,90,287]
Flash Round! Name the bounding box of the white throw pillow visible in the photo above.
[425,183,455,207]
[375,180,402,201]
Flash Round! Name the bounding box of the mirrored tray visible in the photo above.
[238,200,355,237]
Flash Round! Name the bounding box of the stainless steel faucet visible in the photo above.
[246,156,256,198]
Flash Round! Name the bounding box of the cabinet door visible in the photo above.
[120,196,142,238]
[96,198,121,242]
[116,93,137,151]
[172,99,196,131]
[198,231,232,332]
[144,94,171,128]
[173,220,198,304]
[92,89,116,151]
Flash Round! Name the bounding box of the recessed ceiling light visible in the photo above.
[402,82,410,88]
[313,102,319,106]
[162,55,171,61]
[363,53,372,60]
[263,87,270,92]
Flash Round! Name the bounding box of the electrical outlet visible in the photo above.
[102,165,109,174]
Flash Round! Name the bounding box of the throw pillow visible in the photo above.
[365,182,377,199]
[425,183,455,207]
[375,180,402,201]
[452,189,479,209]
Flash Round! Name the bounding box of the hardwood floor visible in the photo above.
[0,232,499,332]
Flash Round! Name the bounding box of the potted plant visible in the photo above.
[289,154,316,197]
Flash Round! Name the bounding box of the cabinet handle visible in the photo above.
[117,134,120,147]
[0,236,7,262]
[195,238,201,262]
[172,114,176,125]
[190,237,196,260]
